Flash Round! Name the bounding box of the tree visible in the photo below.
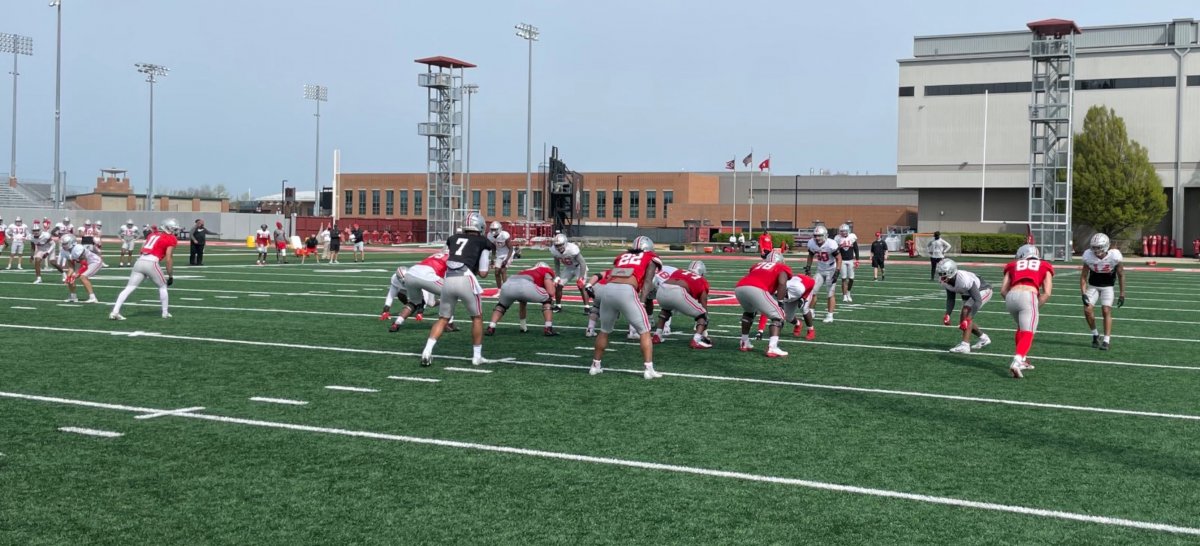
[1072,106,1168,240]
[170,184,230,199]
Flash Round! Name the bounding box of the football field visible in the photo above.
[2,247,1199,544]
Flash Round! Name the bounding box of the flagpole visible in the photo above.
[765,154,772,232]
[748,149,755,235]
[731,161,738,236]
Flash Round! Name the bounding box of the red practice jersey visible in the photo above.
[419,252,450,278]
[669,269,709,299]
[759,234,773,252]
[736,261,793,293]
[141,232,178,261]
[610,251,659,290]
[519,265,555,284]
[1003,257,1054,288]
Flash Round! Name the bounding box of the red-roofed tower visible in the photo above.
[416,56,476,244]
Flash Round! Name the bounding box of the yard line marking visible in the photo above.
[214,295,238,299]
[249,397,309,405]
[248,294,271,297]
[10,306,36,310]
[574,346,614,352]
[536,352,581,358]
[324,386,378,393]
[56,303,76,307]
[6,390,1200,537]
[336,289,360,293]
[134,406,206,420]
[387,376,441,383]
[58,426,123,438]
[444,367,493,374]
[180,297,205,301]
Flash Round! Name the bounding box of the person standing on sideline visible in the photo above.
[1000,244,1053,378]
[319,224,331,261]
[351,224,366,262]
[871,232,889,281]
[328,224,342,264]
[758,232,774,259]
[5,217,29,270]
[272,221,289,264]
[927,231,951,281]
[189,219,209,266]
[419,213,495,367]
[110,218,179,320]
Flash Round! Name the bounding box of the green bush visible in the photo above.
[957,233,1025,254]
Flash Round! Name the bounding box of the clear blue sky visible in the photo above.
[3,0,1196,198]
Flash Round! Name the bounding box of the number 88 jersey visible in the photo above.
[1002,257,1054,288]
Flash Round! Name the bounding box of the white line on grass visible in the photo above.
[387,376,441,383]
[56,304,76,307]
[214,296,238,299]
[536,352,581,358]
[248,294,271,298]
[3,391,1196,537]
[10,306,36,310]
[180,297,205,301]
[58,426,123,438]
[249,397,309,405]
[574,346,614,352]
[324,386,379,393]
[134,406,206,420]
[444,367,493,374]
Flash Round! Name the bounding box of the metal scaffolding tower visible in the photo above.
[416,56,475,244]
[1027,19,1080,261]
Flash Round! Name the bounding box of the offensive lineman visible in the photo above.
[735,250,791,357]
[833,223,858,302]
[420,213,495,367]
[937,259,993,354]
[590,236,662,379]
[387,251,449,332]
[5,217,29,270]
[487,221,515,288]
[1000,244,1054,378]
[1081,233,1125,351]
[549,233,590,313]
[804,225,843,323]
[110,218,179,320]
[650,260,712,349]
[118,219,140,267]
[485,261,560,336]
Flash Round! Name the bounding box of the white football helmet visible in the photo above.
[1090,233,1111,255]
[552,233,568,252]
[688,260,706,277]
[60,234,77,249]
[162,218,180,234]
[395,266,407,279]
[936,259,958,281]
[62,217,71,225]
[13,216,21,224]
[489,221,501,233]
[31,223,41,232]
[464,212,485,233]
[1015,244,1040,260]
[534,261,549,269]
[95,220,102,227]
[766,250,786,264]
[126,219,135,226]
[84,219,92,225]
[632,235,654,252]
[838,224,850,237]
[813,226,828,244]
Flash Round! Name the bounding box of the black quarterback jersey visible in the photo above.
[446,233,496,275]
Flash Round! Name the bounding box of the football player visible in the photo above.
[833,223,858,302]
[273,222,289,264]
[1000,244,1053,378]
[1081,233,1125,350]
[634,261,676,340]
[118,219,140,267]
[590,236,662,379]
[937,259,992,353]
[388,251,449,332]
[110,219,179,319]
[59,234,103,304]
[380,265,413,324]
[804,225,843,323]
[5,216,28,270]
[29,223,57,284]
[734,250,791,357]
[782,273,818,340]
[420,213,496,367]
[255,224,271,265]
[549,233,590,313]
[651,260,712,348]
[93,220,105,258]
[485,261,559,336]
[80,219,98,253]
[583,269,611,337]
[487,221,515,288]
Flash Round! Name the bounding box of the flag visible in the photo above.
[758,157,770,171]
[725,159,735,170]
[742,152,753,167]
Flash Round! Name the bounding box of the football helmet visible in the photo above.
[126,219,135,226]
[632,235,654,252]
[84,219,92,225]
[688,260,706,277]
[464,212,486,232]
[31,223,41,232]
[766,250,786,264]
[13,216,21,224]
[838,224,850,237]
[395,266,407,279]
[936,259,958,281]
[813,225,828,244]
[95,220,102,227]
[260,224,268,230]
[60,234,77,249]
[1090,233,1111,255]
[552,233,568,252]
[161,218,180,234]
[62,217,71,224]
[489,221,502,233]
[1015,244,1040,260]
[534,261,549,269]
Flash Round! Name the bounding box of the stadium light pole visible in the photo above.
[463,83,478,210]
[515,22,538,222]
[135,63,168,211]
[304,84,327,217]
[1,33,32,185]
[49,0,62,207]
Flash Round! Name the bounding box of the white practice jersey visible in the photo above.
[55,223,74,236]
[939,270,987,296]
[390,271,407,292]
[784,276,812,303]
[487,230,512,256]
[31,231,54,253]
[550,242,582,268]
[63,244,102,267]
[119,225,140,242]
[653,264,679,287]
[255,229,271,242]
[6,223,29,241]
[1082,249,1123,288]
[807,239,840,272]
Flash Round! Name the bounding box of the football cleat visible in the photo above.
[739,341,754,352]
[823,314,834,323]
[420,354,432,367]
[84,296,99,304]
[1009,359,1024,379]
[643,365,663,380]
[389,322,402,333]
[162,313,172,319]
[484,326,496,336]
[651,334,663,344]
[109,312,125,321]
[380,312,390,321]
[805,328,816,341]
[949,342,971,353]
[627,332,641,340]
[589,364,603,376]
[414,313,423,321]
[582,305,592,315]
[1100,340,1110,351]
[551,304,563,313]
[584,329,597,338]
[971,334,991,350]
[543,327,559,337]
[445,322,460,332]
[754,330,764,341]
[792,324,803,337]
[766,347,789,358]
[689,338,712,349]
[472,356,487,366]
[1091,334,1100,348]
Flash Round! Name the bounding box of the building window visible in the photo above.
[414,190,423,215]
[371,190,381,216]
[646,190,656,219]
[399,190,408,215]
[1189,75,1200,86]
[597,190,606,218]
[358,190,367,215]
[472,190,481,212]
[487,190,496,217]
[385,190,394,216]
[613,190,623,221]
[518,191,527,217]
[629,191,639,219]
[533,190,543,219]
[924,81,1030,96]
[344,190,353,215]
[663,190,673,219]
[1076,76,1176,90]
[581,191,590,218]
[502,191,512,217]
[898,86,915,97]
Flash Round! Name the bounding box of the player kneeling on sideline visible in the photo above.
[550,233,590,313]
[110,219,179,319]
[1081,233,1124,351]
[735,250,792,358]
[420,214,495,367]
[782,273,817,340]
[387,251,449,332]
[590,236,662,379]
[486,261,560,336]
[1001,244,1053,378]
[937,259,992,353]
[29,223,57,284]
[805,225,843,323]
[59,234,103,304]
[651,260,712,348]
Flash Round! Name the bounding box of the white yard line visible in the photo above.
[57,426,123,438]
[180,297,205,301]
[249,397,309,405]
[444,367,493,374]
[0,390,1195,537]
[536,352,581,358]
[387,376,441,383]
[9,306,36,310]
[324,386,379,393]
[134,406,206,420]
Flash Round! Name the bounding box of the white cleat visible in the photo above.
[1009,357,1025,379]
[589,364,603,376]
[971,334,992,351]
[84,296,99,304]
[823,314,834,323]
[846,293,852,303]
[627,332,641,340]
[643,365,662,379]
[162,313,172,319]
[472,356,488,366]
[33,277,42,284]
[109,312,126,321]
[949,342,971,354]
[64,298,77,303]
[584,329,597,338]
[765,347,789,358]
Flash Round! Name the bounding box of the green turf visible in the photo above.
[2,248,1199,545]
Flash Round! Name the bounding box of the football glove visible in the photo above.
[167,275,174,286]
[853,260,860,268]
[959,319,971,332]
[1081,293,1089,306]
[553,276,564,286]
[1117,295,1125,308]
[584,284,596,299]
[942,314,951,326]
